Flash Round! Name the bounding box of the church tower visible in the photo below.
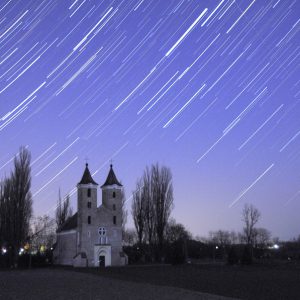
[54,163,127,267]
[77,163,98,259]
[101,164,123,265]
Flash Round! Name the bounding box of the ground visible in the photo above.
[0,268,234,300]
[0,262,299,299]
[73,262,300,300]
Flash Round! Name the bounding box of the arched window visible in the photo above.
[113,216,116,225]
[98,227,106,236]
[98,227,107,245]
[87,202,91,208]
[87,188,91,197]
[88,216,91,224]
[112,191,116,198]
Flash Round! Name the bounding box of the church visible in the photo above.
[53,163,126,267]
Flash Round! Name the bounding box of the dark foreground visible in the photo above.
[73,262,300,300]
[1,262,299,300]
[0,268,234,300]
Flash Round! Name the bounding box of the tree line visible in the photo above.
[0,147,74,268]
[130,163,195,263]
[1,147,299,267]
[0,147,32,267]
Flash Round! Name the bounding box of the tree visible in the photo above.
[55,190,72,231]
[0,178,12,248]
[242,204,261,247]
[151,163,174,251]
[166,218,191,243]
[253,227,271,248]
[131,179,145,245]
[209,230,231,246]
[123,228,137,246]
[0,147,33,267]
[131,163,174,261]
[143,167,155,246]
[30,215,56,253]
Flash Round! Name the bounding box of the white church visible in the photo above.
[53,163,127,267]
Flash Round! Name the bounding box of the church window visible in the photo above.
[112,191,116,198]
[113,216,116,225]
[98,227,106,236]
[87,202,91,208]
[87,188,91,197]
[113,204,116,211]
[88,216,91,224]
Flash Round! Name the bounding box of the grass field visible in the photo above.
[72,261,300,300]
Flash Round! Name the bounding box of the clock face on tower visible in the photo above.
[98,227,106,236]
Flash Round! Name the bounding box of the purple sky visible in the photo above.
[0,0,299,240]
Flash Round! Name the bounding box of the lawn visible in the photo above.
[72,261,300,300]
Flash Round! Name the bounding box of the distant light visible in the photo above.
[1,248,7,254]
[215,246,219,249]
[19,248,24,255]
[273,244,279,249]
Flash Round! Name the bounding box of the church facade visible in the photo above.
[53,164,126,267]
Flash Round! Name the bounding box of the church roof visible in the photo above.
[78,163,98,185]
[58,213,78,232]
[101,164,122,188]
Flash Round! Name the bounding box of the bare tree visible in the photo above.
[229,231,238,244]
[166,218,191,243]
[131,179,145,245]
[30,215,56,252]
[0,178,12,248]
[242,203,261,247]
[131,163,174,259]
[143,167,155,245]
[253,227,271,248]
[209,230,232,246]
[55,190,72,231]
[0,147,33,267]
[123,228,137,246]
[152,163,174,251]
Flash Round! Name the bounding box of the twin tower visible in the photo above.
[54,163,126,267]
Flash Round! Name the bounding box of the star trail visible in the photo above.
[0,0,299,240]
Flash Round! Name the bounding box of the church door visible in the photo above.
[99,255,105,267]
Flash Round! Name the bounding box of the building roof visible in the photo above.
[78,163,98,185]
[58,213,78,232]
[101,164,122,188]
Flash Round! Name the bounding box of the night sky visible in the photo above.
[0,0,299,240]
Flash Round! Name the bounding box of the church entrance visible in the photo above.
[99,255,105,267]
[94,245,111,267]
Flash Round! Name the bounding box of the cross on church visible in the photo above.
[85,157,89,165]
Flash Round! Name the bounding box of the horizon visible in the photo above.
[0,0,299,241]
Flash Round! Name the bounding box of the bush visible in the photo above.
[241,246,253,265]
[167,240,186,265]
[227,246,239,265]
